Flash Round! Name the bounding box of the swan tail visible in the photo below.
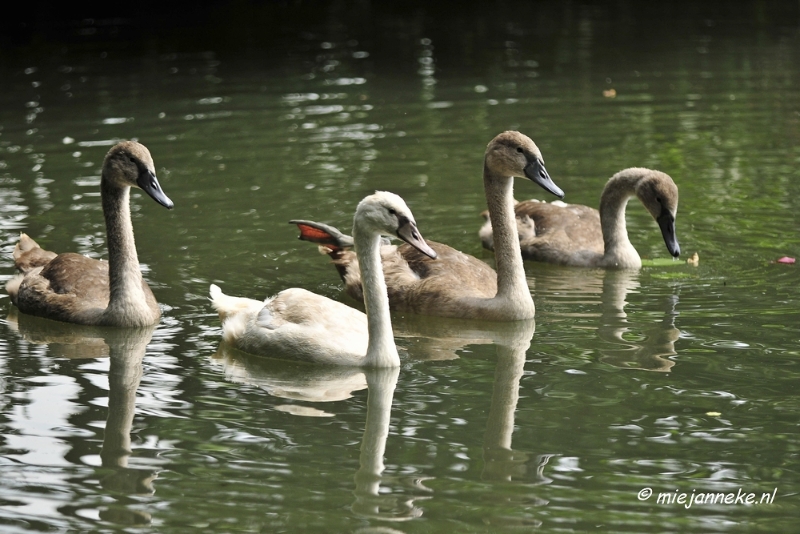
[12,233,57,274]
[209,284,262,322]
[289,219,354,252]
[13,233,39,257]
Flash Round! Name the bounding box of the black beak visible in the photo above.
[396,217,437,259]
[137,169,174,209]
[523,159,564,199]
[657,210,680,258]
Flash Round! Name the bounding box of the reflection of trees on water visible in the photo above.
[7,310,157,525]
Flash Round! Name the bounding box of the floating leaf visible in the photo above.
[650,271,695,279]
[642,258,684,267]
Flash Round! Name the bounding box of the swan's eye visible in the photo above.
[656,197,662,204]
[129,157,136,163]
[388,208,397,216]
[516,147,523,154]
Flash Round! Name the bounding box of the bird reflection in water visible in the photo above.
[211,343,428,521]
[596,270,679,372]
[392,316,548,528]
[393,317,550,480]
[6,309,157,525]
[531,267,680,372]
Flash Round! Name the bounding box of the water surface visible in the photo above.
[1,2,799,532]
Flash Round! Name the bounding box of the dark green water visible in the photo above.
[1,2,799,532]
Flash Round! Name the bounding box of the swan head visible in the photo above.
[636,169,680,258]
[355,192,437,259]
[485,131,564,199]
[103,141,174,209]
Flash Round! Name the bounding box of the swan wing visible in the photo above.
[212,286,369,364]
[514,200,604,266]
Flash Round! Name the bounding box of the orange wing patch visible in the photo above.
[297,224,333,241]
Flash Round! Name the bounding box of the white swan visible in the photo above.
[5,141,174,326]
[291,131,564,321]
[210,191,437,367]
[479,167,680,269]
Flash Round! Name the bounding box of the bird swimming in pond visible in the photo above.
[210,191,437,367]
[479,167,679,269]
[6,141,174,326]
[291,131,565,321]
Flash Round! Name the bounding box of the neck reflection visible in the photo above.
[6,310,157,525]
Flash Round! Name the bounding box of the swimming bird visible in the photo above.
[210,191,437,367]
[5,141,174,326]
[291,131,564,321]
[479,167,679,269]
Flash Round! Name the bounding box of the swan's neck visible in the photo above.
[484,165,535,315]
[101,177,148,317]
[353,226,400,367]
[599,173,641,268]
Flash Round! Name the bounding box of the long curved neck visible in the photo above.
[484,164,535,312]
[599,172,640,267]
[101,177,146,313]
[353,226,400,367]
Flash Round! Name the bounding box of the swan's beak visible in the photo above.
[523,159,564,199]
[138,169,174,209]
[396,219,437,259]
[657,211,680,257]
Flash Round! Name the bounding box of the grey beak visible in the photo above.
[137,169,174,209]
[657,211,680,257]
[396,218,437,259]
[523,159,564,199]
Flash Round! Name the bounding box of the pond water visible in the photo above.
[1,2,799,532]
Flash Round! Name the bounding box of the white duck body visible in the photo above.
[210,191,437,368]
